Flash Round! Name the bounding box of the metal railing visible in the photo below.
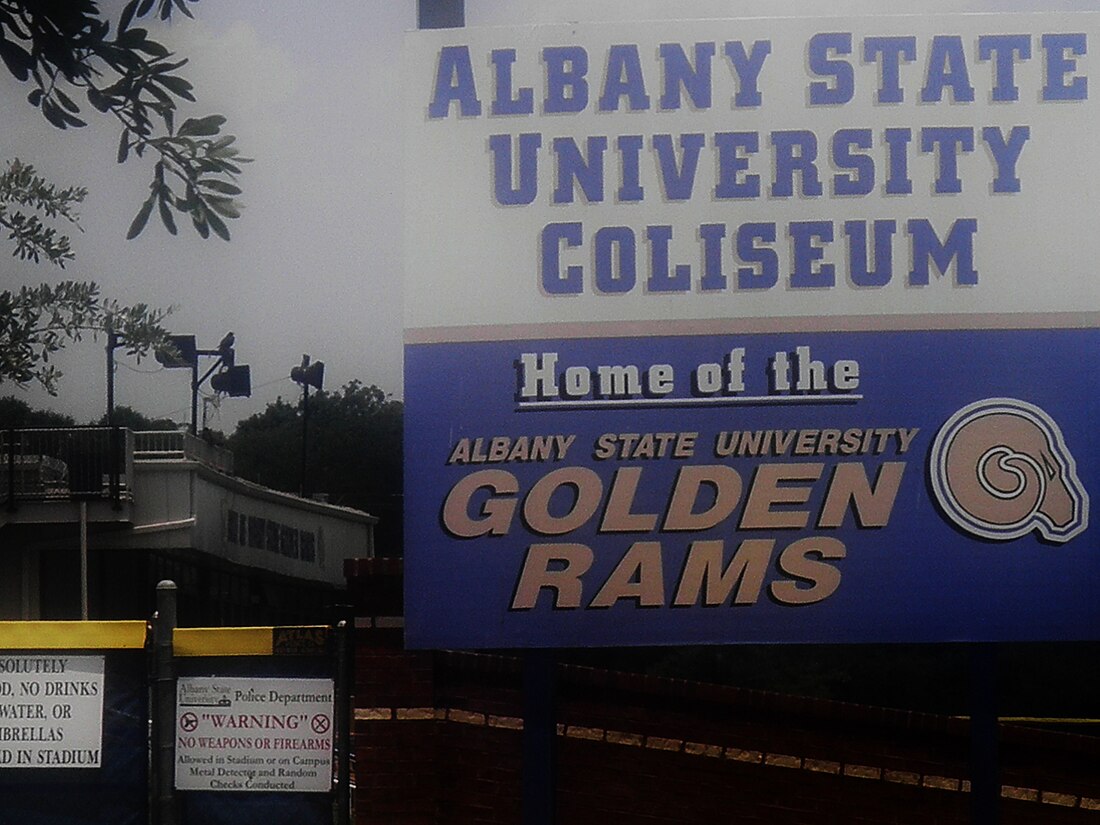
[1,428,235,510]
[2,427,134,508]
[134,430,234,474]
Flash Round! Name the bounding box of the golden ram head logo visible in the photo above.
[930,399,1088,543]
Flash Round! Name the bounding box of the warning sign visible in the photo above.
[174,677,334,792]
[0,655,105,769]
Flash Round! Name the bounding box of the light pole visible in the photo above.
[291,354,324,497]
[106,328,120,427]
[103,328,126,509]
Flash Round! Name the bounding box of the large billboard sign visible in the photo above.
[403,13,1100,648]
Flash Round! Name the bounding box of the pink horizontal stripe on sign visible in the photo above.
[404,312,1100,345]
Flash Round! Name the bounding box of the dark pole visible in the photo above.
[6,429,16,512]
[970,643,1000,824]
[191,356,225,436]
[153,580,179,825]
[290,354,321,498]
[522,650,556,825]
[190,358,199,436]
[105,331,123,508]
[106,330,118,427]
[301,382,310,498]
[108,425,121,510]
[333,609,354,825]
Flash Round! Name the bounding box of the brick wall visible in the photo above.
[347,560,1100,824]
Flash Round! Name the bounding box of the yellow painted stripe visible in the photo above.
[0,621,147,650]
[174,627,274,657]
[405,311,1100,345]
[952,715,1100,725]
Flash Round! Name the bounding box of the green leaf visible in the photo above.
[61,110,86,128]
[173,0,196,18]
[191,208,209,239]
[144,83,173,106]
[87,87,112,113]
[126,196,155,239]
[116,27,148,46]
[158,195,177,235]
[154,59,189,73]
[204,207,231,241]
[177,114,226,137]
[40,99,68,130]
[159,74,195,101]
[134,39,170,58]
[0,39,33,81]
[198,179,241,196]
[55,89,80,114]
[206,197,241,219]
[117,130,130,163]
[174,190,198,212]
[119,0,140,32]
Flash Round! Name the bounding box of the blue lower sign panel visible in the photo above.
[403,328,1099,648]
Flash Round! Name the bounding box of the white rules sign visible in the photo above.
[0,655,105,768]
[174,676,335,792]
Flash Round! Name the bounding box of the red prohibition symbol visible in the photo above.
[180,712,199,732]
[310,714,331,735]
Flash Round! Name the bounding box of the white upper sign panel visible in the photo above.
[404,14,1100,337]
[0,655,105,769]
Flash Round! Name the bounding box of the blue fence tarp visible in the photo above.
[0,651,147,825]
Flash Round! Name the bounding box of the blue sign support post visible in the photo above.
[970,645,1000,824]
[522,650,557,825]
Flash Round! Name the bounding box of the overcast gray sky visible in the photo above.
[2,0,1096,430]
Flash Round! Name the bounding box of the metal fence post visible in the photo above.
[6,428,16,512]
[333,609,354,825]
[109,425,122,510]
[153,581,179,825]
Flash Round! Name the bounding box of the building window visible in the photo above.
[281,526,299,559]
[248,517,265,550]
[227,509,240,543]
[266,520,281,553]
[300,531,316,563]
